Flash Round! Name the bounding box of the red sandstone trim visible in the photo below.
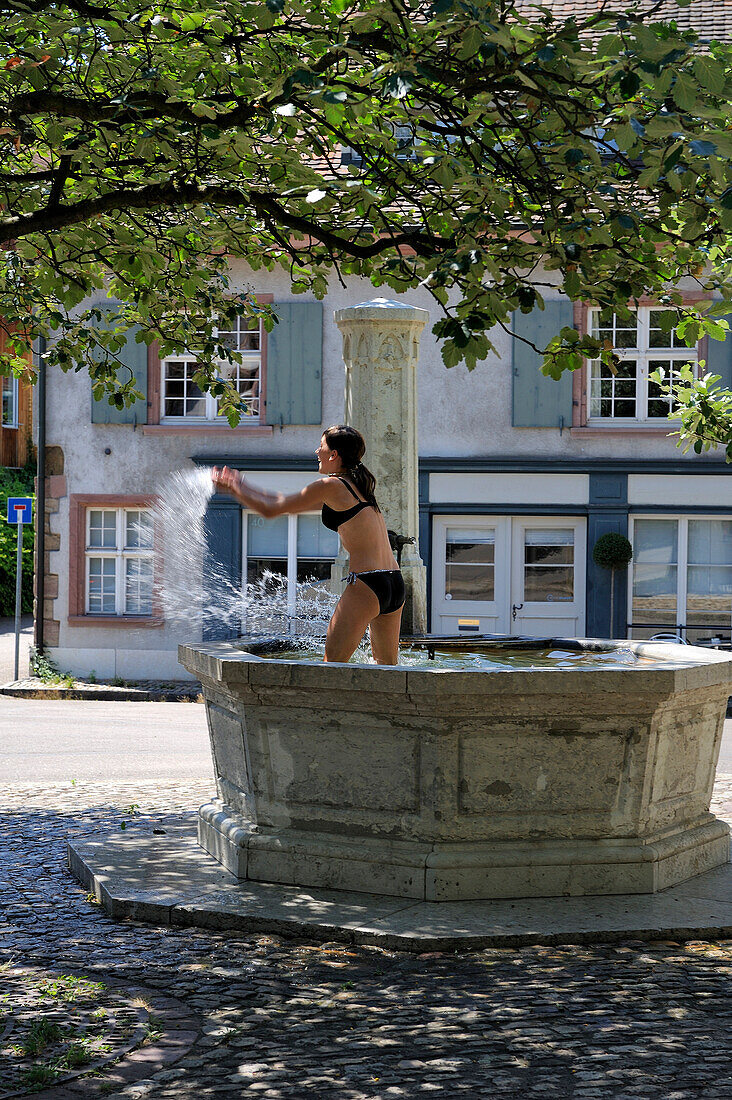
[68,493,159,622]
[141,425,273,436]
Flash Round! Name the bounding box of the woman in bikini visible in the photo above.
[211,424,405,664]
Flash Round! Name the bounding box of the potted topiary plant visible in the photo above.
[592,532,633,639]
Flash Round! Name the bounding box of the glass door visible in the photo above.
[431,517,510,635]
[511,519,586,637]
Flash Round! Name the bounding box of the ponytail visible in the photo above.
[323,424,381,512]
[348,460,379,512]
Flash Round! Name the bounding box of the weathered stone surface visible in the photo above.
[179,640,732,900]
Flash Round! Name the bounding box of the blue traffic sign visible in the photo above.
[6,497,33,524]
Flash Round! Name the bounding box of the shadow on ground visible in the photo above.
[1,792,732,1098]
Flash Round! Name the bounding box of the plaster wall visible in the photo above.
[41,264,725,674]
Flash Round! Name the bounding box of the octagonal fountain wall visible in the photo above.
[179,639,732,902]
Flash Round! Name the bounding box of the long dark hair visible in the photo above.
[323,424,380,511]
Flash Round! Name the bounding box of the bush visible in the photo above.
[0,463,35,617]
[592,532,633,571]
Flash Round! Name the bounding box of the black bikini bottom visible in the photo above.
[346,569,406,616]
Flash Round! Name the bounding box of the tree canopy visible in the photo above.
[1,0,732,452]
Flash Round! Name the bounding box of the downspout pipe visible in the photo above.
[35,337,46,655]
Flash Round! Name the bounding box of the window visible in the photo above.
[86,507,154,616]
[523,528,575,603]
[444,527,495,602]
[341,125,417,166]
[587,308,696,423]
[161,314,262,422]
[629,517,732,644]
[244,513,338,633]
[2,374,17,427]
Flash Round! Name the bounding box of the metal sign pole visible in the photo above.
[14,511,23,681]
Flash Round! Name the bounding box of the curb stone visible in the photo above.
[0,680,202,702]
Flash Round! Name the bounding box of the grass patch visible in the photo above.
[20,1063,61,1089]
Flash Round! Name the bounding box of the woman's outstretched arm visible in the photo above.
[211,465,330,518]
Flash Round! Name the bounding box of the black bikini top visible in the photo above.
[321,476,375,532]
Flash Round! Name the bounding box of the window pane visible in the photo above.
[445,528,495,601]
[2,376,16,426]
[297,515,338,558]
[524,566,574,602]
[163,360,207,418]
[247,514,288,557]
[688,520,732,566]
[632,563,677,625]
[296,560,333,584]
[217,315,260,352]
[246,558,287,588]
[633,520,677,564]
[446,564,495,602]
[591,310,638,349]
[589,360,637,418]
[125,510,153,549]
[648,310,678,349]
[88,557,116,613]
[89,510,117,548]
[685,520,732,637]
[125,557,154,615]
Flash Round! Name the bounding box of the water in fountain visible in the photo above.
[153,467,340,648]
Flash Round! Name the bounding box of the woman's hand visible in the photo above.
[211,465,245,499]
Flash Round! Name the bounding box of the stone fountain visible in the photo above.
[179,299,732,903]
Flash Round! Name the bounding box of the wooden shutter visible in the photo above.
[706,326,732,391]
[265,301,323,426]
[90,301,148,425]
[202,502,242,641]
[511,300,575,428]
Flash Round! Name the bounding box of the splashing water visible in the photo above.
[153,467,340,648]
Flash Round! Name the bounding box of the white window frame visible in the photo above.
[628,514,732,640]
[241,511,338,630]
[431,515,586,636]
[85,507,154,616]
[587,306,697,425]
[161,315,262,423]
[2,374,18,428]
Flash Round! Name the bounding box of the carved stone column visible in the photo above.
[332,298,428,635]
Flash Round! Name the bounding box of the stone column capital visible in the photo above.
[335,298,429,329]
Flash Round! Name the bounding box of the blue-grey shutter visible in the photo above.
[265,302,322,426]
[90,301,148,425]
[202,502,242,641]
[706,327,732,391]
[512,300,575,428]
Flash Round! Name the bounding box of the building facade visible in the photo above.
[34,259,732,680]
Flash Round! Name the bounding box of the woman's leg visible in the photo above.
[369,605,404,665]
[324,580,379,662]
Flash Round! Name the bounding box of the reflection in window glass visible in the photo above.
[445,528,495,602]
[631,519,678,628]
[2,375,17,426]
[88,558,116,613]
[245,513,338,634]
[523,529,574,602]
[686,520,732,638]
[89,510,117,549]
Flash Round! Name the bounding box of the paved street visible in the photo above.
[1,777,732,1099]
[0,699,212,782]
[0,697,731,1097]
[0,613,34,684]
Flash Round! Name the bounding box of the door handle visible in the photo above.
[512,603,523,621]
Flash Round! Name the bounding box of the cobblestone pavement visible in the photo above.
[1,778,732,1099]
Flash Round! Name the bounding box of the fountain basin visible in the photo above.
[179,638,732,901]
